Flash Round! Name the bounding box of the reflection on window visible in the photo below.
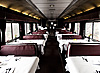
[25,23,27,34]
[5,23,12,42]
[1,30,2,42]
[33,23,36,31]
[93,22,100,41]
[69,23,71,30]
[75,23,80,34]
[85,22,92,37]
[27,23,30,33]
[12,23,19,39]
[25,23,30,34]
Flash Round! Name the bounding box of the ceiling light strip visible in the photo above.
[0,4,7,8]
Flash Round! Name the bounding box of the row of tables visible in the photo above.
[56,30,100,73]
[1,31,49,73]
[65,56,100,73]
[0,56,39,73]
[7,33,48,55]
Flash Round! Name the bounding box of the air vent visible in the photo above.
[49,9,55,11]
[48,0,57,1]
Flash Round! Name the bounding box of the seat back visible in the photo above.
[23,35,45,40]
[0,43,39,56]
[62,35,82,39]
[68,43,100,56]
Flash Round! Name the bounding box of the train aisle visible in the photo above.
[36,30,65,73]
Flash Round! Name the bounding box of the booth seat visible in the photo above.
[59,30,67,33]
[64,43,100,73]
[62,35,82,39]
[38,30,47,32]
[23,35,45,40]
[0,44,39,56]
[32,31,45,34]
[58,30,71,34]
[67,43,100,56]
[61,32,72,34]
[32,30,47,34]
[38,30,47,33]
[62,43,100,67]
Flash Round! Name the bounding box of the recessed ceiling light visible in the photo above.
[50,5,54,7]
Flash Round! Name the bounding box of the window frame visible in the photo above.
[85,21,100,41]
[5,22,20,42]
[85,22,93,38]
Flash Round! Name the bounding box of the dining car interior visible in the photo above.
[1,0,100,73]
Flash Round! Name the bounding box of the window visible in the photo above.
[33,23,36,31]
[27,23,30,33]
[1,29,2,42]
[75,23,80,34]
[93,22,100,41]
[12,23,19,39]
[25,23,27,34]
[25,23,30,34]
[5,23,12,42]
[85,22,92,37]
[69,23,71,30]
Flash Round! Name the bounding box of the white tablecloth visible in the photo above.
[18,40,46,54]
[58,39,87,53]
[7,40,46,55]
[0,56,39,73]
[56,34,78,42]
[65,56,100,73]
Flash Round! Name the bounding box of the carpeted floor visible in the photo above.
[36,30,65,73]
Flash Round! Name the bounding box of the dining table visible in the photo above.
[65,56,100,73]
[58,39,87,53]
[6,39,46,55]
[0,56,39,73]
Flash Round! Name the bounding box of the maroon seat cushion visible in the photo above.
[0,45,17,55]
[62,35,82,39]
[23,35,45,40]
[63,32,72,34]
[32,31,46,34]
[59,30,67,34]
[32,32,39,34]
[59,30,72,34]
[0,44,36,56]
[68,44,100,56]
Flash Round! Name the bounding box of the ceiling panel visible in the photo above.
[30,0,73,19]
[60,0,100,19]
[0,0,45,19]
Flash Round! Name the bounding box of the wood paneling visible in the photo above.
[64,8,100,22]
[0,7,40,23]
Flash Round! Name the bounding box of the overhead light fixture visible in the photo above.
[97,5,100,7]
[50,4,54,7]
[22,12,28,15]
[10,8,21,13]
[72,14,75,16]
[68,16,71,18]
[33,16,40,20]
[64,17,67,19]
[77,11,83,15]
[0,4,7,8]
[37,17,40,20]
[29,14,32,17]
[84,7,95,12]
[64,17,69,19]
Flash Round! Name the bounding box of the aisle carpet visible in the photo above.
[36,30,65,73]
